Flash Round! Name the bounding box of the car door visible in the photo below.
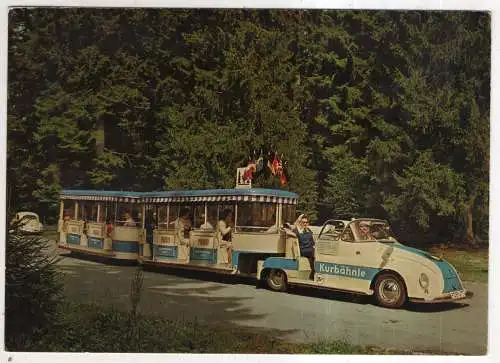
[315,221,381,293]
[313,220,346,288]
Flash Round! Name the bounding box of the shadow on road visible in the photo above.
[61,251,138,266]
[143,264,246,285]
[405,301,470,313]
[144,266,374,307]
[286,285,371,305]
[60,263,298,334]
[60,255,473,314]
[58,263,302,346]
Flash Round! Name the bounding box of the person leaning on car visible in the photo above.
[293,214,315,277]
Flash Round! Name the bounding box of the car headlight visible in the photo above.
[419,273,429,289]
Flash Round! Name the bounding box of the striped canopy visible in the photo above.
[60,190,143,203]
[61,188,299,205]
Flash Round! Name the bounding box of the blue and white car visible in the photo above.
[257,218,473,308]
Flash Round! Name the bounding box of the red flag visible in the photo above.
[271,154,280,176]
[280,172,287,185]
[279,160,288,185]
[267,158,276,175]
[275,155,284,176]
[243,160,257,181]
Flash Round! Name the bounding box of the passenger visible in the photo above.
[199,213,214,231]
[123,211,136,227]
[358,221,374,240]
[145,211,155,249]
[83,219,88,236]
[293,214,315,278]
[175,208,192,262]
[175,208,192,240]
[105,217,113,237]
[63,213,70,233]
[158,214,169,229]
[217,209,233,264]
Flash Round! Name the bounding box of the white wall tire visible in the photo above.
[374,272,407,309]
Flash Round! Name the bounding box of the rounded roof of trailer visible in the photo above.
[60,189,143,202]
[61,190,143,197]
[143,188,298,198]
[60,188,299,204]
[143,188,298,205]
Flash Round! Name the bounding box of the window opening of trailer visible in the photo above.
[87,203,98,222]
[167,204,180,230]
[102,202,114,224]
[77,201,89,221]
[157,205,169,229]
[282,204,296,225]
[179,204,193,223]
[144,205,156,228]
[98,202,111,223]
[218,204,234,220]
[193,203,207,229]
[63,201,74,220]
[217,203,235,230]
[236,202,277,232]
[206,203,218,230]
[117,203,140,227]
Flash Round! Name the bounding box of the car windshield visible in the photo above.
[350,220,396,242]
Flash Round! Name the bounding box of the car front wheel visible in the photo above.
[374,272,407,308]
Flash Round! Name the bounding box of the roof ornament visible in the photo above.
[236,167,251,189]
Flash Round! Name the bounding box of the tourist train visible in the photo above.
[58,169,472,308]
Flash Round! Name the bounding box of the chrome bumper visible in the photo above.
[409,290,473,304]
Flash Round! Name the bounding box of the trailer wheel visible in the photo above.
[374,272,407,308]
[267,269,288,292]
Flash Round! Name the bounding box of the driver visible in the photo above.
[358,221,374,240]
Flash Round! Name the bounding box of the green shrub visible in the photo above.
[5,224,64,350]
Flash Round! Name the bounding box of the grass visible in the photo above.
[426,245,488,283]
[23,301,420,354]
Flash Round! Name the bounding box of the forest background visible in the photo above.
[7,8,490,245]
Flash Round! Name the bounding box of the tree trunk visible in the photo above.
[464,202,476,246]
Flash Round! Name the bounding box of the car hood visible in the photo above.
[380,242,463,293]
[384,242,441,261]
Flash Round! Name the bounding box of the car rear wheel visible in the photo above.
[266,269,288,292]
[374,272,407,308]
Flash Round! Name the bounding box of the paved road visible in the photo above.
[46,234,488,355]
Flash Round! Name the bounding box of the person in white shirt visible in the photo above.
[216,209,233,264]
[199,213,214,231]
[174,208,192,262]
[123,212,136,227]
[174,208,192,241]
